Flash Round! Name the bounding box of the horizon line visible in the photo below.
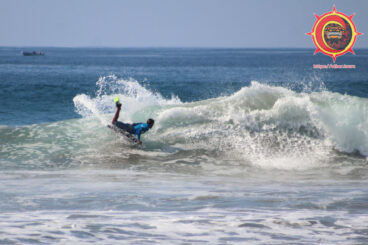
[2,45,368,49]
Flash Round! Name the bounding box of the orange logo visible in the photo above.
[307,6,362,62]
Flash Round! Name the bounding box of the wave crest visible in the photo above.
[3,76,368,172]
[72,77,368,168]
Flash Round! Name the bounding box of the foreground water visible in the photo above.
[1,47,368,244]
[1,170,368,244]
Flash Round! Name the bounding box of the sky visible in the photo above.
[0,0,367,48]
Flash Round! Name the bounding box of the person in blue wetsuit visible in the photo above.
[112,101,154,144]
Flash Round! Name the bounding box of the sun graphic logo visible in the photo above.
[307,5,362,62]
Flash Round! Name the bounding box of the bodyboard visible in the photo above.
[107,125,139,144]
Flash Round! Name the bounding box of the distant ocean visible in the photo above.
[1,47,368,244]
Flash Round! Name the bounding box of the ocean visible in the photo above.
[1,47,368,244]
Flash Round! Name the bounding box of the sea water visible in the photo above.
[1,47,368,244]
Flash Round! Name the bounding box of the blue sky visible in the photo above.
[0,0,367,48]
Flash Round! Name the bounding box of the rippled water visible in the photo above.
[1,47,368,244]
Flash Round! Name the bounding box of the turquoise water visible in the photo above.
[1,47,368,244]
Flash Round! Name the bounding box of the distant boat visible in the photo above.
[22,51,45,56]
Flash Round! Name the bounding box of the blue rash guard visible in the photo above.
[113,121,150,141]
[132,123,150,140]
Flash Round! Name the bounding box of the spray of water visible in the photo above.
[3,76,368,172]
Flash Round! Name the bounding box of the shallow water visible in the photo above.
[1,170,368,244]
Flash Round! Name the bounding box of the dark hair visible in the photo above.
[147,118,155,125]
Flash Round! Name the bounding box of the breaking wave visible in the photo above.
[2,75,368,173]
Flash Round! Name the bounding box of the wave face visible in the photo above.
[2,76,368,174]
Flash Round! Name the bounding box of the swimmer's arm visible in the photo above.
[135,127,142,141]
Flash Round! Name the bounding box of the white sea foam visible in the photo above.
[2,76,368,173]
[74,75,181,124]
[74,77,368,171]
[0,167,367,244]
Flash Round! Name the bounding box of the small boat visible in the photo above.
[22,51,45,56]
